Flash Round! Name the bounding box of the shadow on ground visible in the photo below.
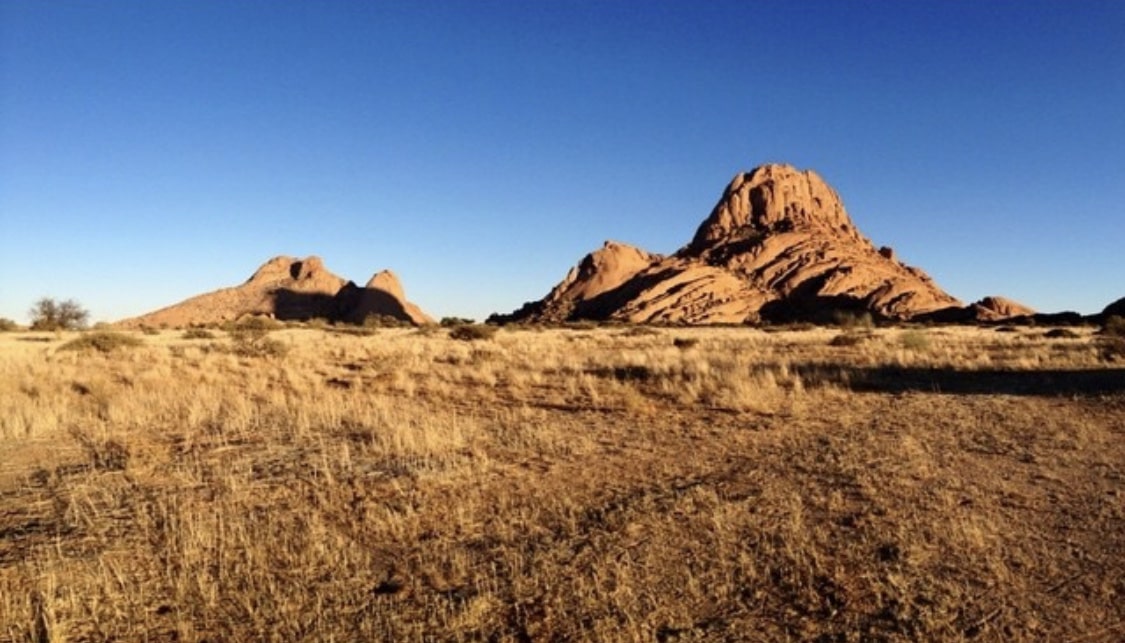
[794,364,1125,397]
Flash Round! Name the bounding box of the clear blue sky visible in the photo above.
[2,0,1122,323]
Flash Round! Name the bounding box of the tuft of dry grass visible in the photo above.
[0,325,1121,641]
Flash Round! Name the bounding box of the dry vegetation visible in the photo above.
[0,324,1122,641]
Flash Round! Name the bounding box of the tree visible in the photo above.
[29,297,89,331]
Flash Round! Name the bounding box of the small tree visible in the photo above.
[29,297,89,331]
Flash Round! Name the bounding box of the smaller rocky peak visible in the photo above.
[972,296,1035,321]
[366,270,406,300]
[246,255,329,284]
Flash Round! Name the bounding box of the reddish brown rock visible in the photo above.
[119,256,431,327]
[347,270,434,326]
[499,164,963,324]
[971,296,1036,322]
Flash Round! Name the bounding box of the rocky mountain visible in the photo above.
[118,256,432,327]
[496,164,1028,324]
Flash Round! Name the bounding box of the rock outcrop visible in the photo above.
[496,164,969,324]
[119,256,431,327]
[345,270,434,326]
[970,296,1036,322]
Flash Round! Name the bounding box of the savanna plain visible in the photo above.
[1,322,1122,641]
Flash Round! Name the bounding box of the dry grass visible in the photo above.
[0,325,1121,641]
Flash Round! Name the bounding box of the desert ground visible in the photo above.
[0,322,1122,641]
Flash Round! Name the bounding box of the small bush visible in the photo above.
[230,334,289,358]
[764,322,816,333]
[182,328,215,340]
[0,318,18,332]
[830,331,873,347]
[59,331,143,353]
[449,325,497,342]
[900,330,931,351]
[140,325,161,336]
[231,316,282,332]
[329,326,377,337]
[440,317,475,327]
[673,337,699,349]
[1043,328,1081,339]
[832,310,874,329]
[363,314,409,328]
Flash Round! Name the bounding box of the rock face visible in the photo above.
[497,164,966,324]
[345,270,434,326]
[971,296,1036,322]
[119,256,432,327]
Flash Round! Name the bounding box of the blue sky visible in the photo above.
[2,0,1122,323]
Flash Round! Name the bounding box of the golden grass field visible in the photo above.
[0,323,1122,641]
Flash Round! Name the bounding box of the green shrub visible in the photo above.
[449,325,497,342]
[59,331,143,354]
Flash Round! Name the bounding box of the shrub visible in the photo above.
[440,317,475,327]
[832,310,874,329]
[227,317,288,357]
[449,325,497,342]
[673,337,699,349]
[1043,328,1081,339]
[182,328,215,340]
[0,318,18,332]
[231,316,282,332]
[900,330,931,351]
[59,331,143,353]
[140,325,161,336]
[830,331,872,347]
[363,314,409,328]
[231,336,289,358]
[29,297,89,331]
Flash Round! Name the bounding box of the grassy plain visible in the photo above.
[0,324,1122,641]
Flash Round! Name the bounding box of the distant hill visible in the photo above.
[495,164,1031,324]
[117,256,432,327]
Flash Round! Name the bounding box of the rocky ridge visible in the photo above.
[119,256,432,327]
